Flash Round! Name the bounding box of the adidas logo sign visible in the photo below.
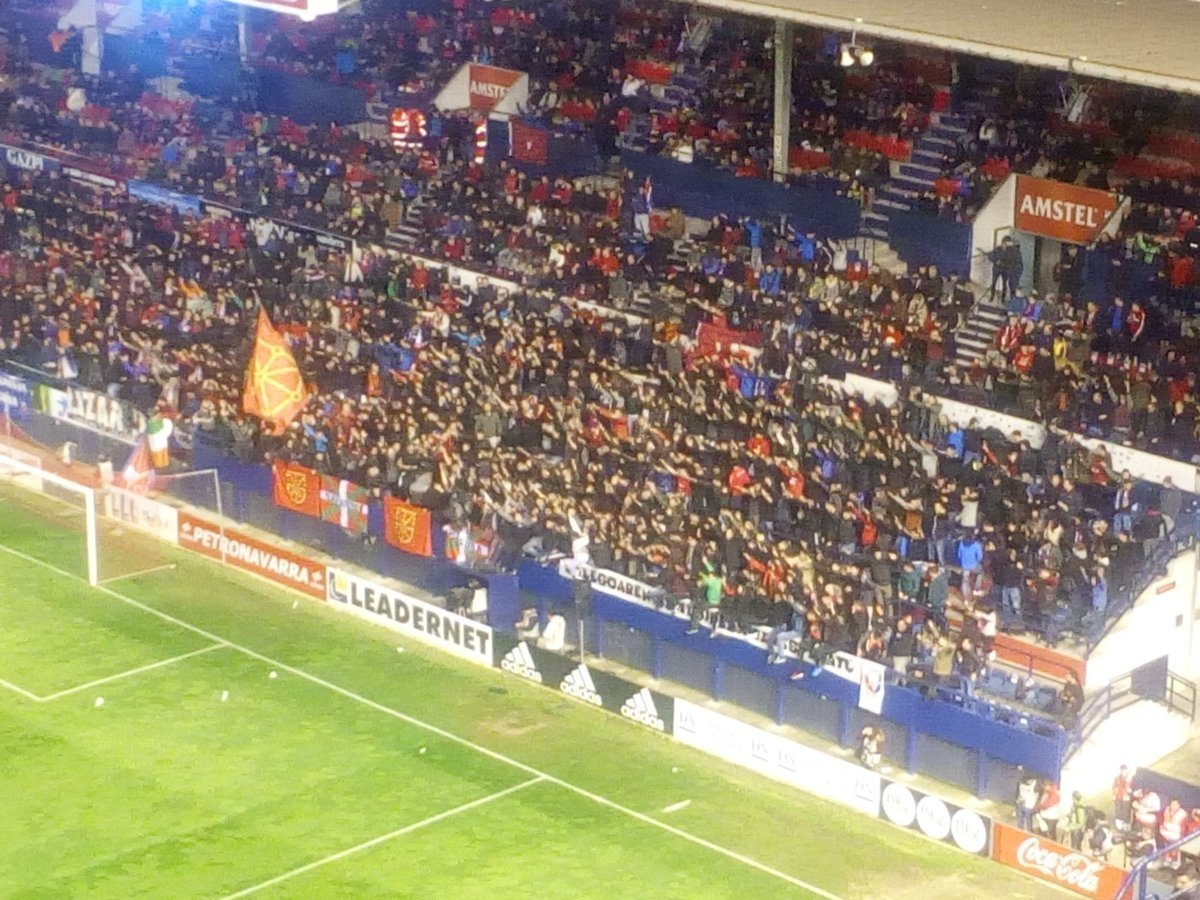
[500,642,542,683]
[559,664,602,706]
[620,687,665,731]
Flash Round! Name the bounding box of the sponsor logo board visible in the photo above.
[42,385,147,443]
[468,63,522,111]
[492,634,673,735]
[559,664,602,706]
[1014,176,1118,244]
[500,641,543,683]
[0,372,32,417]
[4,146,58,173]
[326,568,492,666]
[102,488,179,544]
[992,823,1127,896]
[879,780,991,855]
[557,559,659,606]
[673,699,880,816]
[620,688,666,732]
[178,512,325,598]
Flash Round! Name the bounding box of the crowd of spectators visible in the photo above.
[0,147,1186,696]
[0,0,1197,702]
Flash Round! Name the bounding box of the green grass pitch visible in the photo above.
[0,485,1059,898]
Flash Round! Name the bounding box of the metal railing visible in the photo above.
[1166,670,1197,721]
[1065,665,1196,760]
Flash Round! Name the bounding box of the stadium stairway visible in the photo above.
[953,295,1007,366]
[384,193,432,250]
[861,111,969,241]
[1060,699,1193,799]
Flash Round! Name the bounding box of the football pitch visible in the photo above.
[0,486,1059,899]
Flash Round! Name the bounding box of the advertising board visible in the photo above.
[326,568,493,666]
[178,512,325,599]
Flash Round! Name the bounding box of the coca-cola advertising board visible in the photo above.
[991,823,1128,898]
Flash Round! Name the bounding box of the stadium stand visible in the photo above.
[3,0,1200,891]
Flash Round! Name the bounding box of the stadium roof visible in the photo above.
[689,0,1200,96]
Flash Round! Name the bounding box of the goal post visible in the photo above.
[0,448,100,586]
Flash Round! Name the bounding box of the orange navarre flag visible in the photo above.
[272,460,321,517]
[384,495,433,557]
[243,309,306,434]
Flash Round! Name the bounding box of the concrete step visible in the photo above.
[957,336,992,352]
[934,112,971,130]
[892,174,935,191]
[1061,700,1192,799]
[878,184,919,200]
[899,162,941,178]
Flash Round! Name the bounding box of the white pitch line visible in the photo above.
[39,643,227,702]
[0,677,43,702]
[662,799,692,814]
[0,542,842,900]
[220,776,545,899]
[98,562,178,585]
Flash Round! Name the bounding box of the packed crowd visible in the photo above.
[0,150,1185,697]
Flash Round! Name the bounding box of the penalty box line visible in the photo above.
[0,540,843,900]
[0,643,228,703]
[219,776,546,898]
[39,643,228,702]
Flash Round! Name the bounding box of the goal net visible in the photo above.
[0,437,180,587]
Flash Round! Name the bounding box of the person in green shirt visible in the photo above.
[1064,791,1088,850]
[689,565,724,634]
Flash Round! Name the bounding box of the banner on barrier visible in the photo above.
[102,488,179,545]
[127,180,202,217]
[672,699,881,816]
[557,559,660,606]
[383,496,433,557]
[493,634,674,734]
[879,779,991,855]
[991,823,1127,897]
[62,165,119,189]
[40,384,148,443]
[822,651,887,714]
[178,512,326,598]
[272,461,322,517]
[3,145,59,174]
[326,568,493,666]
[318,476,370,534]
[858,658,887,715]
[0,372,32,418]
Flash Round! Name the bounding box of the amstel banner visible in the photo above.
[1013,176,1118,244]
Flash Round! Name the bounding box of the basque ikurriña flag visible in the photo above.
[319,475,370,534]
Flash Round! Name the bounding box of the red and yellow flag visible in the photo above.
[384,495,433,557]
[243,309,306,434]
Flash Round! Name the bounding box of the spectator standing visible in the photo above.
[957,531,985,598]
[1161,798,1188,869]
[1016,774,1039,832]
[1113,765,1134,830]
[1035,781,1062,840]
[1064,791,1088,850]
[1060,671,1085,726]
